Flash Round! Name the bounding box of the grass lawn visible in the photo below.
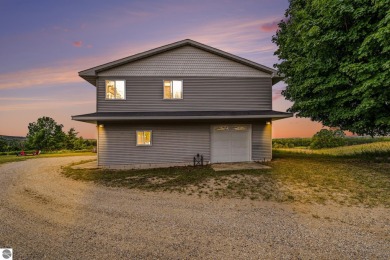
[0,151,96,165]
[63,150,390,207]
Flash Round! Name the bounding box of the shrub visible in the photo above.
[273,143,284,148]
[310,129,346,149]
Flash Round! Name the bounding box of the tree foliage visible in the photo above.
[273,0,390,136]
[26,117,66,150]
[310,129,346,149]
[23,116,96,151]
[65,128,78,150]
[0,118,96,153]
[64,128,95,150]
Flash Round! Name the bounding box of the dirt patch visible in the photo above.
[122,176,176,183]
[70,160,97,169]
[23,187,52,204]
[212,162,270,171]
[147,176,176,184]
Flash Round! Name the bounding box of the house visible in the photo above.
[72,39,292,168]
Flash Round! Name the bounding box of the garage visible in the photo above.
[211,124,251,163]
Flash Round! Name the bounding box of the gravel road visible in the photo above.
[0,156,389,259]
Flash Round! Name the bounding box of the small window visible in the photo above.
[163,80,183,99]
[215,126,229,131]
[136,130,152,146]
[106,80,125,99]
[233,126,247,131]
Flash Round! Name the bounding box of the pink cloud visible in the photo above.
[0,100,94,111]
[73,41,83,47]
[0,66,81,90]
[260,18,287,32]
[178,17,281,58]
[260,21,279,32]
[0,97,50,101]
[0,42,162,90]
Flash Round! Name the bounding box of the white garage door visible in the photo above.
[211,124,251,163]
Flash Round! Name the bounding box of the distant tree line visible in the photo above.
[0,137,25,152]
[0,117,96,152]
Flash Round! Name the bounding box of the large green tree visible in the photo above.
[26,117,66,150]
[273,0,390,136]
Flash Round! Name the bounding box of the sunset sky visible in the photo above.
[0,0,324,139]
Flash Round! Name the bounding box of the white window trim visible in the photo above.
[105,79,126,100]
[163,79,183,100]
[136,130,152,146]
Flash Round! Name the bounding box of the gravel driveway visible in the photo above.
[0,157,389,259]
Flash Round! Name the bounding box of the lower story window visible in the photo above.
[136,130,152,146]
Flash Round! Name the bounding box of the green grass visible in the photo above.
[63,149,390,207]
[274,141,390,157]
[268,151,389,205]
[0,151,96,165]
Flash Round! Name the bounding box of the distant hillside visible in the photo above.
[0,135,26,141]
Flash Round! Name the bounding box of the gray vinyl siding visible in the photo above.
[98,46,270,78]
[252,123,272,161]
[98,123,210,166]
[97,77,272,112]
[97,121,271,167]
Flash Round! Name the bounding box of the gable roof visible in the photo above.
[79,39,283,86]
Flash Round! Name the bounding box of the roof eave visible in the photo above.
[72,114,293,123]
[272,76,284,85]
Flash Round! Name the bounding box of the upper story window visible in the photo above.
[106,80,125,100]
[163,80,183,99]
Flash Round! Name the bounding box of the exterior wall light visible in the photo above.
[266,121,271,125]
[99,124,104,128]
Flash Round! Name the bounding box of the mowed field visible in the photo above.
[275,141,390,156]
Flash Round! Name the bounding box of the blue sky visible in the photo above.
[0,0,323,138]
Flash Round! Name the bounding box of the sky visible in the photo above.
[0,0,324,139]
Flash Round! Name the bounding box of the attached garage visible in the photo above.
[211,124,251,163]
